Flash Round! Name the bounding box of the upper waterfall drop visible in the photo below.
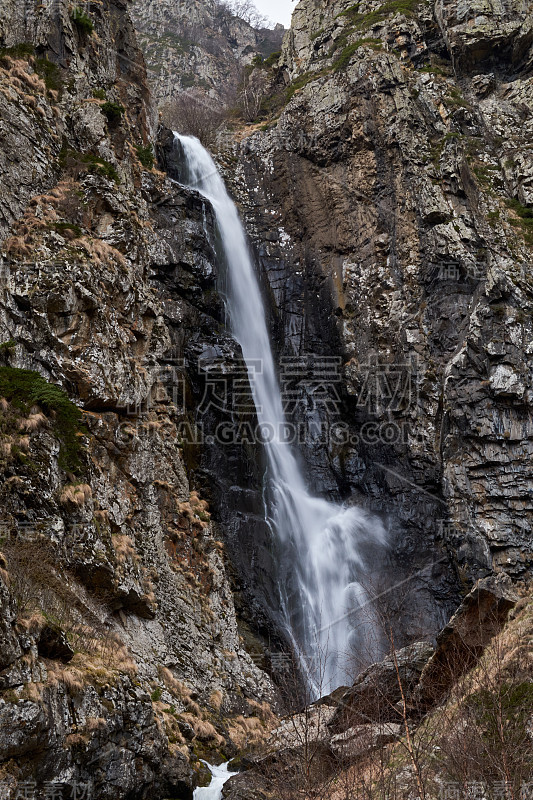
[174,133,388,698]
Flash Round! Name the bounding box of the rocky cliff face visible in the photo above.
[0,2,276,797]
[130,0,284,108]
[214,0,533,646]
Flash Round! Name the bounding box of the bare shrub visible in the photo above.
[161,92,226,147]
[434,600,533,796]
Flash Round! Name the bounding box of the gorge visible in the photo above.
[0,0,531,797]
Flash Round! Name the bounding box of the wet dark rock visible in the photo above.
[37,624,75,663]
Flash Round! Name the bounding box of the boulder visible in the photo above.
[416,574,518,709]
[330,723,402,761]
[328,641,435,733]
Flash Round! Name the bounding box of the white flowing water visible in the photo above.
[193,762,238,800]
[175,134,387,697]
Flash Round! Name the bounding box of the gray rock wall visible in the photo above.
[216,0,533,645]
[0,1,276,796]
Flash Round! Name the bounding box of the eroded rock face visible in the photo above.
[0,0,276,795]
[435,0,533,72]
[218,0,533,651]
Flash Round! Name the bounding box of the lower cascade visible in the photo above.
[193,763,238,800]
[176,133,388,697]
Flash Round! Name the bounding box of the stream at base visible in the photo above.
[193,762,238,800]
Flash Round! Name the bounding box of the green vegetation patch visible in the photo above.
[429,132,463,169]
[252,50,282,69]
[445,88,469,108]
[285,69,329,102]
[92,88,107,100]
[0,45,62,93]
[135,144,155,170]
[71,7,94,35]
[0,43,35,62]
[51,221,83,238]
[419,64,448,76]
[505,198,533,244]
[333,38,381,71]
[34,57,63,92]
[59,147,120,184]
[253,68,330,121]
[100,101,124,124]
[0,367,85,472]
[505,197,533,220]
[468,682,533,743]
[341,0,424,29]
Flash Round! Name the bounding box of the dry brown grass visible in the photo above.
[209,689,224,712]
[19,412,47,432]
[17,435,30,452]
[4,475,23,487]
[180,713,225,746]
[0,440,12,457]
[64,732,89,748]
[11,64,46,94]
[59,483,92,507]
[247,699,278,727]
[84,717,107,733]
[2,235,33,258]
[5,540,138,685]
[157,705,186,746]
[16,611,46,635]
[47,664,85,696]
[21,682,43,703]
[159,668,200,710]
[78,237,126,269]
[190,490,209,514]
[112,533,139,565]
[229,714,269,749]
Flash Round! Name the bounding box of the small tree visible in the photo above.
[238,67,271,122]
[218,0,270,28]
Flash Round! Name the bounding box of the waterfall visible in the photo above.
[174,133,387,698]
